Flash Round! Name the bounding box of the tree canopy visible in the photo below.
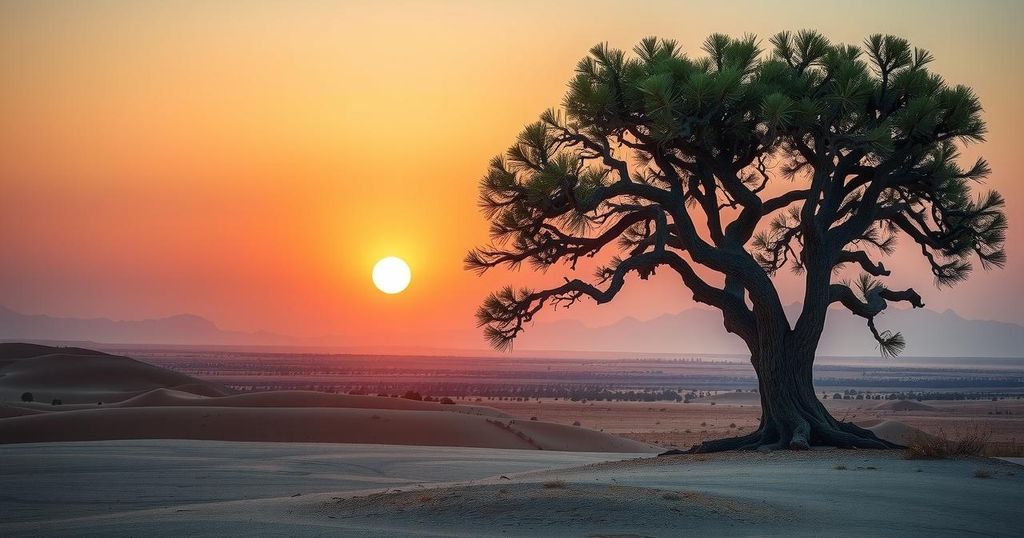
[467,31,1006,361]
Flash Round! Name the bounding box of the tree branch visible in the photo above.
[837,250,890,276]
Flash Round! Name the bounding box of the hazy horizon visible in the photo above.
[6,300,1024,360]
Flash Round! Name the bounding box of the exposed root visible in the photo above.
[658,420,902,456]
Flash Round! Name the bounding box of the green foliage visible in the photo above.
[467,30,1006,355]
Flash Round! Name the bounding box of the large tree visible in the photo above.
[466,32,1006,452]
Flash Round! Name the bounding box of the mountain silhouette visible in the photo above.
[0,305,290,346]
[516,304,1024,358]
[2,304,1022,357]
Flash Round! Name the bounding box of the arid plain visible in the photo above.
[1,344,1022,536]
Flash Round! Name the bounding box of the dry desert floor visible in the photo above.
[1,440,1021,537]
[485,393,1024,454]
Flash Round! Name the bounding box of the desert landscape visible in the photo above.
[0,344,651,452]
[5,343,1022,453]
[1,343,1022,536]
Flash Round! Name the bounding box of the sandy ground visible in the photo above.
[0,387,656,452]
[0,441,639,535]
[0,344,655,453]
[485,395,1024,453]
[1,441,1020,537]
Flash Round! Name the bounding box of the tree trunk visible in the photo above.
[664,336,901,454]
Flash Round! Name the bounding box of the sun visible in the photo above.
[372,256,411,294]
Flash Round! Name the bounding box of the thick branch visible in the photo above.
[829,281,923,358]
[837,250,890,276]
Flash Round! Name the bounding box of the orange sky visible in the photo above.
[1,1,1022,348]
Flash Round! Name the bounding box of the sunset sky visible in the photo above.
[2,0,1022,349]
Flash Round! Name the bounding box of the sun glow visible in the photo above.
[372,257,411,294]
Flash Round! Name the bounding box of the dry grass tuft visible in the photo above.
[905,427,990,459]
[542,479,567,489]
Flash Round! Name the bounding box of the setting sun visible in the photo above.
[372,257,411,294]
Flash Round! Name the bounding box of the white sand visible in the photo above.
[1,441,1020,537]
[0,440,639,535]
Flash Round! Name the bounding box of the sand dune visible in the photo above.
[0,406,656,452]
[862,419,935,445]
[311,450,1024,537]
[110,388,510,417]
[0,405,43,419]
[0,343,230,404]
[0,344,657,452]
[0,440,640,530]
[0,342,109,363]
[3,441,1020,537]
[874,400,939,412]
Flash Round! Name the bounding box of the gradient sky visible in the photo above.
[2,0,1022,348]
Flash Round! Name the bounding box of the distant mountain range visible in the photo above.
[0,305,293,347]
[515,304,1024,358]
[2,303,1023,358]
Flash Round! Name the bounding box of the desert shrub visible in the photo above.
[729,423,736,428]
[439,397,455,405]
[530,416,538,421]
[973,468,992,479]
[423,395,435,402]
[661,492,682,501]
[401,391,423,401]
[20,392,33,403]
[542,480,566,489]
[833,464,848,470]
[905,427,990,459]
[51,399,62,406]
[572,420,581,427]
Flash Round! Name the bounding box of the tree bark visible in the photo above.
[663,334,901,454]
